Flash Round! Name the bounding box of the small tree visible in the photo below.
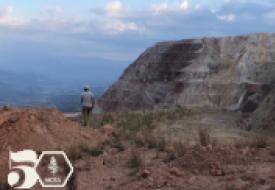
[48,156,59,175]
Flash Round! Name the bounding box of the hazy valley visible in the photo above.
[0,57,129,112]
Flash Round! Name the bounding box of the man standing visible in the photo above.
[81,85,95,127]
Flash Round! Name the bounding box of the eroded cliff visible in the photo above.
[99,33,275,116]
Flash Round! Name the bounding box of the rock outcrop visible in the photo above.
[99,33,275,115]
[248,88,275,130]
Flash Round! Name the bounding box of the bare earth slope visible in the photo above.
[0,107,107,184]
[99,33,275,130]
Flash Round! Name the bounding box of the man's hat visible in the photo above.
[84,85,90,90]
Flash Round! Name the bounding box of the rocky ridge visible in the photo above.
[99,33,275,129]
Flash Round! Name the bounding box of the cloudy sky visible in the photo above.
[0,0,275,79]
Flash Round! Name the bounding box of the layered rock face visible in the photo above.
[99,33,275,114]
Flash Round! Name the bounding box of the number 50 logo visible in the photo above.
[8,150,74,189]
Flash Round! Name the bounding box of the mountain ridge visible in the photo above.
[98,33,275,129]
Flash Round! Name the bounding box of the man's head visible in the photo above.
[84,85,90,91]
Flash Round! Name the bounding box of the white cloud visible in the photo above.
[152,0,189,14]
[46,6,64,16]
[0,0,274,65]
[0,17,26,27]
[152,2,168,14]
[179,0,188,11]
[217,14,236,22]
[106,0,122,16]
[0,6,27,27]
[194,4,202,10]
[0,6,13,16]
[101,0,141,34]
[103,21,138,34]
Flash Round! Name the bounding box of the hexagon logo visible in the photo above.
[35,151,74,188]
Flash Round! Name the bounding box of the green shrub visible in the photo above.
[100,113,115,126]
[82,143,104,157]
[157,137,167,152]
[163,152,177,163]
[128,150,143,169]
[109,136,126,152]
[116,112,155,139]
[173,141,186,157]
[250,135,269,148]
[66,145,83,163]
[199,128,211,146]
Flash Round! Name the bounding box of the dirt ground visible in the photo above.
[69,109,275,190]
[0,107,275,190]
[73,144,275,190]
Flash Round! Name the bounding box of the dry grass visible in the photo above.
[162,140,187,162]
[172,141,186,157]
[199,128,211,146]
[235,133,270,149]
[75,108,274,157]
[128,150,144,169]
[82,143,104,157]
[101,136,126,152]
[66,145,83,163]
[163,149,177,163]
[110,136,126,152]
[250,135,269,148]
[85,107,190,133]
[157,136,167,151]
[89,148,104,157]
[67,142,105,163]
[133,129,169,152]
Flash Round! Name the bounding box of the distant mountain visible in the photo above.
[0,54,129,112]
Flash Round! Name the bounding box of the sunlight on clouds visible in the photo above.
[1,5,13,15]
[46,6,64,16]
[0,6,27,27]
[217,14,236,22]
[152,2,168,14]
[194,4,202,10]
[101,0,140,34]
[103,21,138,34]
[152,0,189,14]
[0,0,274,65]
[106,0,122,16]
[180,0,188,10]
